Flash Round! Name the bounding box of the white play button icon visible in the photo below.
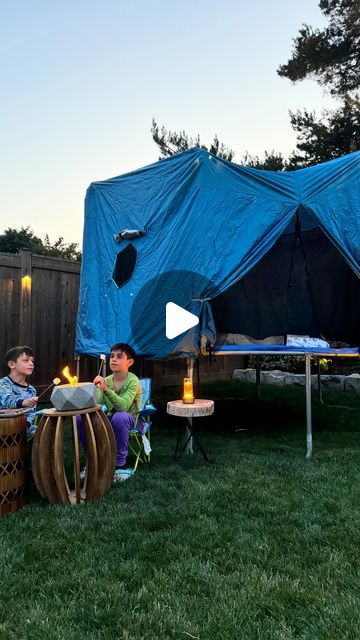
[166,302,199,339]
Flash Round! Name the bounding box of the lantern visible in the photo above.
[182,378,194,404]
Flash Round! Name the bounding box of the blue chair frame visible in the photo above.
[129,378,156,472]
[101,378,156,473]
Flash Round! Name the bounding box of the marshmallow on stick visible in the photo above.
[97,354,106,377]
[37,377,61,401]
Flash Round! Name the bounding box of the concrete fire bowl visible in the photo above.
[50,382,98,412]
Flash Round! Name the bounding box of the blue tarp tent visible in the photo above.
[76,148,360,358]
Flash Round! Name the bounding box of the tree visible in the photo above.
[0,227,82,261]
[241,150,290,171]
[152,2,360,171]
[151,118,234,161]
[0,227,44,254]
[278,0,360,166]
[278,0,360,96]
[287,95,360,167]
[42,234,82,261]
[151,119,292,170]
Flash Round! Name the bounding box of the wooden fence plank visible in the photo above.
[0,254,21,268]
[0,251,84,387]
[0,275,20,368]
[19,250,32,345]
[32,255,80,274]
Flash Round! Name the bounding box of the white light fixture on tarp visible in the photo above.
[114,229,147,244]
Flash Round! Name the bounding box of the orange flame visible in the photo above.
[62,366,78,386]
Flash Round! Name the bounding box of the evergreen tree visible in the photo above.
[151,119,234,161]
[278,0,360,166]
[278,0,360,96]
[241,151,290,171]
[288,95,360,167]
[152,2,360,171]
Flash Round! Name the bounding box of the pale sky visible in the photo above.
[0,0,335,248]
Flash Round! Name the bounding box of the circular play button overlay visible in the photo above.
[165,302,199,339]
[130,270,221,358]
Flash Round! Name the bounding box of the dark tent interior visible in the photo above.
[211,206,360,346]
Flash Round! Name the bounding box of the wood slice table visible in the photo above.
[32,405,116,505]
[167,400,214,462]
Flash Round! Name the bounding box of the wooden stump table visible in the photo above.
[32,405,116,505]
[167,400,214,462]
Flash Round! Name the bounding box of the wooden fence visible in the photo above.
[0,250,244,392]
[0,250,96,393]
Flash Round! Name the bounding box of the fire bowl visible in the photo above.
[50,382,97,412]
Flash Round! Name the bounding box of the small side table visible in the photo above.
[32,405,116,505]
[167,400,214,462]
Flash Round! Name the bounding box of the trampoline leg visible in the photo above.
[188,357,194,379]
[317,357,323,404]
[305,355,313,458]
[256,356,261,399]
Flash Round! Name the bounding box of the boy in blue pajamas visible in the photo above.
[0,345,38,441]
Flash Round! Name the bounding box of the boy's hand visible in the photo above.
[93,376,108,392]
[23,396,39,408]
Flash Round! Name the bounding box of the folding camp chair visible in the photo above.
[101,378,156,474]
[128,378,156,472]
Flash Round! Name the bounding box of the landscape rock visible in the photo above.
[344,374,360,393]
[319,375,344,391]
[284,373,306,387]
[232,369,256,383]
[261,370,285,386]
[232,369,355,392]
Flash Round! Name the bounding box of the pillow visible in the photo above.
[216,333,284,345]
[286,335,330,348]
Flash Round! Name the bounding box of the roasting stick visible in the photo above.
[37,377,61,402]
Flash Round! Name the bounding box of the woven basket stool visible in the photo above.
[0,411,27,517]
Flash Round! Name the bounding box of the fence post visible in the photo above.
[19,249,32,345]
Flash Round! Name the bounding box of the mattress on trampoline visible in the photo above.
[214,333,359,355]
[213,344,360,355]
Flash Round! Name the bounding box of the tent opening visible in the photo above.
[211,208,360,346]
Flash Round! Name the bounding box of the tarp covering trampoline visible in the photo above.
[76,148,360,358]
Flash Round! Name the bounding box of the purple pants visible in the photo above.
[76,412,135,467]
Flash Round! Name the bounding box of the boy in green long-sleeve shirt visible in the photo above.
[97,369,141,417]
[77,343,142,476]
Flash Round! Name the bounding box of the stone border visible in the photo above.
[232,369,360,393]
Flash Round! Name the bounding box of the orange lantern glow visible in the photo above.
[182,377,194,404]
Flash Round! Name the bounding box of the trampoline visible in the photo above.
[211,344,360,457]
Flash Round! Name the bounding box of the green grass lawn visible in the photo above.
[1,381,360,640]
